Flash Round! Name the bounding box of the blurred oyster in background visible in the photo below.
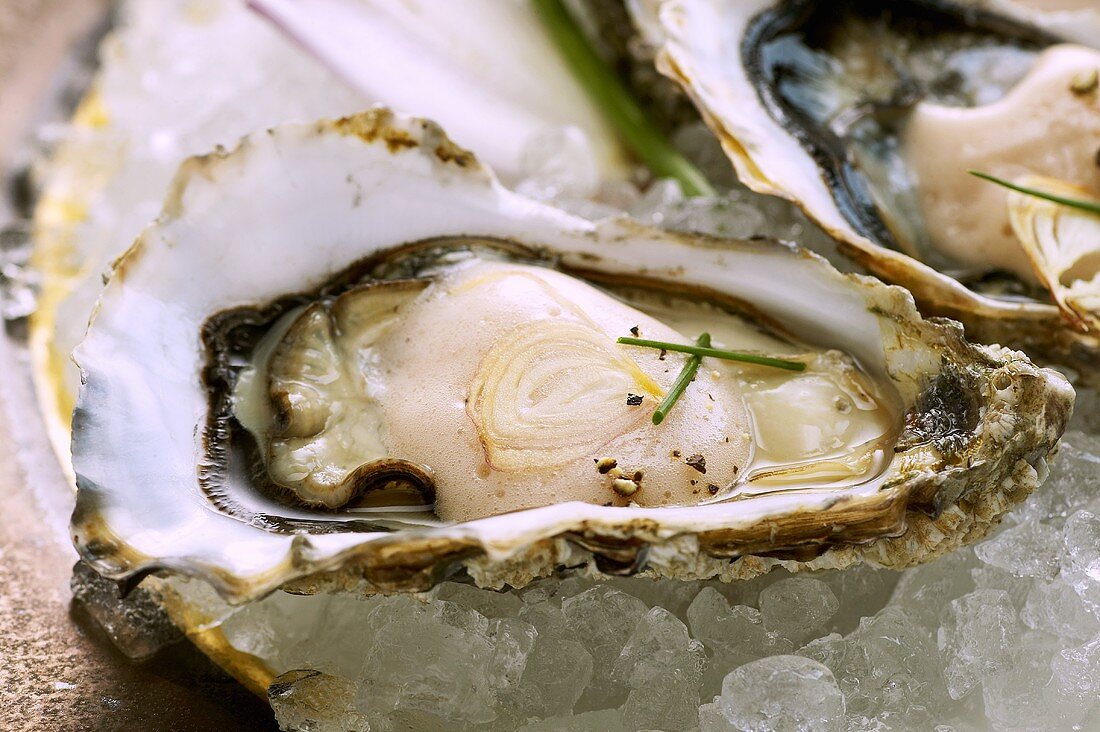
[642,0,1100,374]
[30,0,358,455]
[986,0,1100,45]
[248,0,629,183]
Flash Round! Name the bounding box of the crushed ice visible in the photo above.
[179,426,1097,731]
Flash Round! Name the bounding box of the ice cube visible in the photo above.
[670,121,742,190]
[1018,432,1100,524]
[606,576,704,616]
[939,589,1023,699]
[698,700,736,732]
[813,565,900,634]
[518,577,561,606]
[517,708,627,732]
[799,607,947,727]
[970,566,1032,610]
[622,669,700,732]
[515,126,600,203]
[1050,634,1100,702]
[613,607,703,686]
[1063,510,1100,584]
[266,593,381,676]
[687,587,794,696]
[434,582,525,619]
[715,655,845,732]
[759,576,840,644]
[560,586,648,709]
[499,637,593,720]
[613,607,705,730]
[1067,393,1100,437]
[890,551,977,627]
[1021,579,1100,642]
[352,596,534,723]
[974,521,1062,579]
[981,631,1064,730]
[554,575,599,601]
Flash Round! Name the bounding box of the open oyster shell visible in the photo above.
[646,0,1100,375]
[71,109,1072,603]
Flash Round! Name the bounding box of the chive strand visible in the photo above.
[968,170,1100,216]
[531,0,715,197]
[652,333,710,425]
[617,336,806,372]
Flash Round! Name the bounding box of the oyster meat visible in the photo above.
[985,0,1100,46]
[71,109,1072,602]
[902,44,1100,280]
[647,0,1100,370]
[233,256,896,522]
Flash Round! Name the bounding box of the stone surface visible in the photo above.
[0,330,274,731]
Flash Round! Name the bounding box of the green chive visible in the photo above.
[617,336,807,372]
[652,333,710,425]
[968,170,1100,216]
[531,0,715,197]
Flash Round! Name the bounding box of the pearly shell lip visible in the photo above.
[649,0,1100,378]
[70,108,1072,604]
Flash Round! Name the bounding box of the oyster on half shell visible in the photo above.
[645,0,1100,373]
[71,109,1072,603]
